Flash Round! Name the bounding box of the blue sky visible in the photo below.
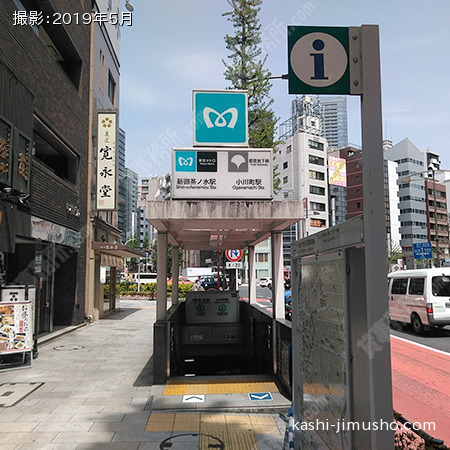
[119,0,450,178]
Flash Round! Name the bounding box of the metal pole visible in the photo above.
[410,218,416,269]
[137,257,141,293]
[360,25,393,449]
[432,170,441,267]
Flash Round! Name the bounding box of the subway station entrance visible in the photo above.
[146,199,302,391]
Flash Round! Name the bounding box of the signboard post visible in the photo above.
[289,25,392,449]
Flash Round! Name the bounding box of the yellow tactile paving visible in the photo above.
[200,431,228,450]
[249,415,281,434]
[145,413,175,432]
[228,431,259,449]
[172,413,201,431]
[200,414,228,432]
[145,412,281,440]
[163,378,279,396]
[225,414,252,430]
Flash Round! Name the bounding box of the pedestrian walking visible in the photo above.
[193,277,203,291]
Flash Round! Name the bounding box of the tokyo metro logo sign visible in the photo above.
[203,107,239,129]
[193,90,248,146]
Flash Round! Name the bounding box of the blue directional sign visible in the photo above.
[193,90,248,146]
[248,392,273,401]
[413,242,433,260]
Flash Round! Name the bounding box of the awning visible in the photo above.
[146,200,303,250]
[92,242,146,259]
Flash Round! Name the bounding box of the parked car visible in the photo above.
[259,277,272,288]
[285,290,292,320]
[200,275,227,291]
[388,268,450,334]
[130,273,157,288]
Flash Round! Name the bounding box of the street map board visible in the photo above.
[293,252,350,448]
[291,216,367,448]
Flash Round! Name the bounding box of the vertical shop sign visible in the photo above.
[96,112,117,210]
[12,129,31,194]
[0,116,13,186]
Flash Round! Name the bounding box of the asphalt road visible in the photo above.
[239,285,272,300]
[240,285,450,353]
[391,335,450,444]
[390,323,450,354]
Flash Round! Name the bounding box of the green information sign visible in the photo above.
[288,26,351,94]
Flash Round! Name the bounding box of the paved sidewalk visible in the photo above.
[0,299,287,449]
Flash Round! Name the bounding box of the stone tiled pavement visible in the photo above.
[0,299,288,449]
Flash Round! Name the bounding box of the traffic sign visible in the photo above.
[413,242,433,260]
[226,249,243,262]
[288,26,360,95]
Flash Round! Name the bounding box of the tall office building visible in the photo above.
[320,96,348,149]
[275,96,329,268]
[117,128,127,240]
[384,138,431,268]
[123,168,139,241]
[386,160,402,252]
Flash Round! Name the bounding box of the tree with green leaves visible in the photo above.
[387,240,403,270]
[223,0,281,192]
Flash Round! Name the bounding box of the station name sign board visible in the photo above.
[172,147,273,200]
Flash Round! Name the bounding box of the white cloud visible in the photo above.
[164,51,226,88]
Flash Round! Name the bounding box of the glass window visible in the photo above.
[310,185,325,195]
[309,170,325,181]
[308,139,324,151]
[310,201,326,212]
[257,253,269,263]
[108,71,116,105]
[432,276,450,296]
[309,155,324,166]
[34,118,79,184]
[408,278,424,295]
[391,278,408,295]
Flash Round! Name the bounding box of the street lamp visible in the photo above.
[428,161,441,267]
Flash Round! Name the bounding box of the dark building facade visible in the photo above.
[425,179,449,262]
[0,0,91,334]
[340,147,364,218]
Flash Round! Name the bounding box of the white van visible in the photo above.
[388,268,450,333]
[132,273,157,288]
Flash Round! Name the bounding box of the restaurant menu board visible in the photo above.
[0,303,33,353]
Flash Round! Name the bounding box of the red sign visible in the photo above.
[226,249,243,262]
